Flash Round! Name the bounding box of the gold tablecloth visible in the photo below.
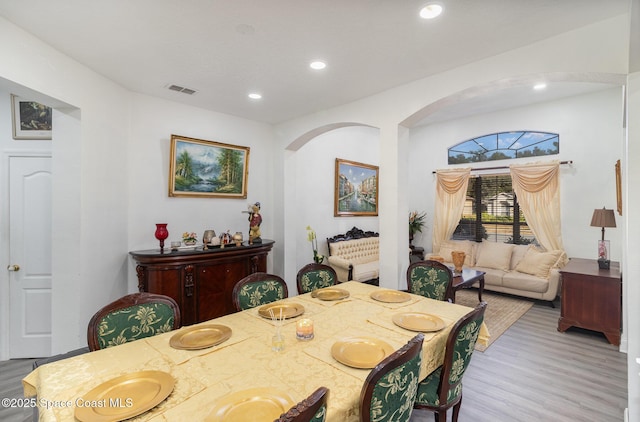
[23,282,489,421]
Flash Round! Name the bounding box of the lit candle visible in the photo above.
[296,318,314,341]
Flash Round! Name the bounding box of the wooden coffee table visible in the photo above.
[450,267,485,304]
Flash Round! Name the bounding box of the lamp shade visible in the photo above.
[590,208,616,229]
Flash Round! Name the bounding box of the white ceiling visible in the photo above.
[0,0,630,124]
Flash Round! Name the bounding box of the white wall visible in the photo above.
[408,87,624,262]
[293,125,379,287]
[0,18,131,355]
[127,93,276,291]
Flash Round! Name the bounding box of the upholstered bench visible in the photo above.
[327,227,379,284]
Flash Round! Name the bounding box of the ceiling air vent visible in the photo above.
[167,84,197,95]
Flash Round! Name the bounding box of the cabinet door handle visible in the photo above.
[7,264,20,272]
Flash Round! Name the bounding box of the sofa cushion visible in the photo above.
[475,267,506,287]
[515,247,564,279]
[475,242,514,271]
[502,270,549,293]
[352,260,379,282]
[438,240,476,266]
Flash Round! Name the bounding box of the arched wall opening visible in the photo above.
[282,123,380,290]
[403,71,626,259]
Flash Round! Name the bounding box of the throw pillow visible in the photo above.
[475,242,514,271]
[509,244,530,270]
[515,247,564,279]
[438,240,475,266]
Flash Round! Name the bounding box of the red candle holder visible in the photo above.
[155,223,169,251]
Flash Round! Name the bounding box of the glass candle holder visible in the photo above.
[296,318,314,341]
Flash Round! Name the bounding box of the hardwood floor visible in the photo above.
[410,297,627,422]
[0,358,36,422]
[0,296,627,422]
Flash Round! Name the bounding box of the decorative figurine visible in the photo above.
[248,202,262,244]
[220,230,232,248]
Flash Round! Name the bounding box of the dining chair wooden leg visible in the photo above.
[452,399,462,421]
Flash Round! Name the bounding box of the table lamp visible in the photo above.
[590,207,616,269]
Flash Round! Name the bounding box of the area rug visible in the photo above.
[455,289,534,352]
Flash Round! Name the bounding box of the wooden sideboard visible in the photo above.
[557,257,621,345]
[130,240,274,326]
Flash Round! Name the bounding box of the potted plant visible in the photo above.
[306,225,325,263]
[409,211,427,245]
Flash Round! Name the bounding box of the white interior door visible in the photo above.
[8,155,52,358]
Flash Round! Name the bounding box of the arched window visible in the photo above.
[448,131,559,164]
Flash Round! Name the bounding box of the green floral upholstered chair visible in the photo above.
[406,260,454,301]
[413,302,487,422]
[359,334,424,422]
[232,272,289,311]
[87,292,181,351]
[275,386,329,422]
[296,263,338,294]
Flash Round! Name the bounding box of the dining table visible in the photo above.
[23,281,489,422]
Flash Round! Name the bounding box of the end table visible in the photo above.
[557,258,621,345]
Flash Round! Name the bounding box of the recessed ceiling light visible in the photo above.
[248,93,262,100]
[533,83,547,91]
[420,3,443,19]
[310,61,326,70]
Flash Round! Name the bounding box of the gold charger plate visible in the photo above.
[258,302,305,319]
[392,312,445,332]
[74,370,174,422]
[169,324,232,350]
[331,336,394,369]
[370,290,411,303]
[205,387,296,422]
[311,287,350,301]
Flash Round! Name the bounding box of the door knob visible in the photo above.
[7,264,20,271]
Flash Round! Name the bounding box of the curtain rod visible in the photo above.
[431,160,573,174]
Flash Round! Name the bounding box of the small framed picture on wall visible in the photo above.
[11,94,52,140]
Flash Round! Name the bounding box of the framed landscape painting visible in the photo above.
[168,134,250,198]
[334,158,379,216]
[11,94,52,140]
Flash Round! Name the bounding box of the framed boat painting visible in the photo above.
[168,134,250,198]
[334,158,379,216]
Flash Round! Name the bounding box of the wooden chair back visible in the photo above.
[407,260,454,301]
[275,386,329,422]
[232,272,288,311]
[414,302,487,421]
[296,263,338,294]
[359,334,424,422]
[87,292,180,351]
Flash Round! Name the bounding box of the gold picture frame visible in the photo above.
[334,158,379,217]
[168,134,249,198]
[615,159,622,216]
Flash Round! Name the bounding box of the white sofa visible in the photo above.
[327,227,379,284]
[430,239,565,304]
